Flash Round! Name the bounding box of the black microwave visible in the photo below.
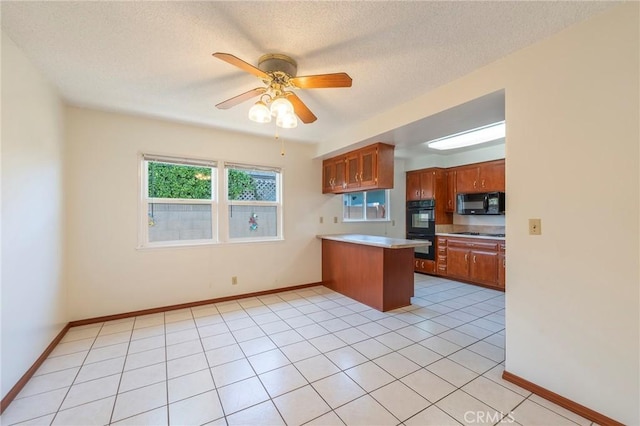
[457,192,505,215]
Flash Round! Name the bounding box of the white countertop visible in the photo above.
[437,232,505,241]
[317,234,432,249]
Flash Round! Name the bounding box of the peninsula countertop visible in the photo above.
[317,234,432,249]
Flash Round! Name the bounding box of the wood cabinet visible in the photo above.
[406,169,435,201]
[498,242,506,289]
[405,168,452,224]
[322,156,346,193]
[414,258,436,274]
[443,237,504,290]
[445,170,456,213]
[323,143,394,194]
[456,159,505,194]
[436,237,448,276]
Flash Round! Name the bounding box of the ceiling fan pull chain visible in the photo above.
[274,129,285,156]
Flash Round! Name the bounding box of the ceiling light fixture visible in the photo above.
[427,121,505,150]
[248,92,298,128]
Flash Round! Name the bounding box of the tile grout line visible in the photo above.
[47,322,107,426]
[106,318,136,425]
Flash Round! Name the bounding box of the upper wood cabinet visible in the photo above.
[445,170,456,213]
[322,157,347,193]
[456,159,505,193]
[406,170,435,200]
[322,143,394,194]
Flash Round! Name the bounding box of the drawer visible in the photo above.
[447,238,498,251]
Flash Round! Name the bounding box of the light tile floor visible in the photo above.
[2,274,597,426]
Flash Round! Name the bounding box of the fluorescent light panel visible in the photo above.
[427,121,505,150]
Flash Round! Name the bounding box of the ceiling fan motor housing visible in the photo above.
[258,54,298,77]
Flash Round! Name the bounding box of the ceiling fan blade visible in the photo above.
[212,52,269,79]
[216,87,266,110]
[290,73,352,89]
[287,93,317,124]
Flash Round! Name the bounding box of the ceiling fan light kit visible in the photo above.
[213,52,352,129]
[248,99,272,123]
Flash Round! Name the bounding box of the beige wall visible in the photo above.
[317,5,639,424]
[1,33,67,398]
[64,108,317,320]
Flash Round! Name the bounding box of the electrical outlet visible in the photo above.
[529,219,542,235]
[333,216,338,224]
[319,216,323,224]
[231,276,238,285]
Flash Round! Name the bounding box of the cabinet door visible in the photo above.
[480,161,505,192]
[345,153,360,189]
[359,146,378,188]
[446,170,456,212]
[334,158,346,192]
[498,253,506,289]
[406,172,421,201]
[322,160,334,193]
[456,167,480,193]
[420,171,435,199]
[446,247,469,280]
[470,250,499,286]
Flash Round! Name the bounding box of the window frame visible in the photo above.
[138,154,284,249]
[223,163,284,243]
[342,189,391,222]
[138,153,218,249]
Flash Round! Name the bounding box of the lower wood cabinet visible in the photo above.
[498,242,506,289]
[414,258,436,274]
[439,237,505,291]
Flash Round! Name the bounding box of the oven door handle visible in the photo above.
[483,195,489,211]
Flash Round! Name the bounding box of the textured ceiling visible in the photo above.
[1,1,615,146]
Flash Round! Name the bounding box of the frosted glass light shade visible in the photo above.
[427,121,505,150]
[248,101,272,123]
[270,97,294,117]
[276,111,298,129]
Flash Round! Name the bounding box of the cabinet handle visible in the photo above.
[503,259,506,268]
[421,261,425,268]
[465,254,468,262]
[482,179,486,188]
[355,173,359,182]
[473,180,477,188]
[473,255,476,264]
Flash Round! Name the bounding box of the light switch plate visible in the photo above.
[529,218,542,235]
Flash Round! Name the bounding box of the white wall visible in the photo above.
[64,108,330,320]
[1,33,67,399]
[404,143,505,171]
[317,5,639,424]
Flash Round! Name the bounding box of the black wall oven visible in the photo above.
[406,200,435,261]
[406,200,435,235]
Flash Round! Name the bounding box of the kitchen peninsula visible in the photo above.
[318,234,431,311]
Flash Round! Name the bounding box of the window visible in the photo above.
[226,163,282,241]
[141,155,217,247]
[140,155,283,247]
[343,189,390,221]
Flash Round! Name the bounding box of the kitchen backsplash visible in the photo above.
[437,213,505,235]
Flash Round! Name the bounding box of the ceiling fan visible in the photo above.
[213,52,352,128]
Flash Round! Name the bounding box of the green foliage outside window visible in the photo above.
[148,162,259,200]
[228,168,258,200]
[148,162,212,199]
